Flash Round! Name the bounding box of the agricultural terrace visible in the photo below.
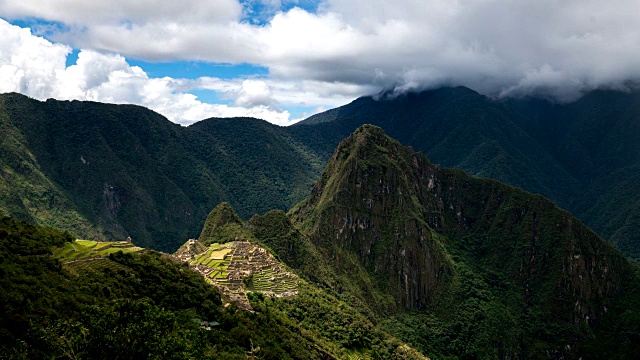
[178,240,298,310]
[54,240,144,269]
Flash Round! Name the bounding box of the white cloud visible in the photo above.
[0,19,298,125]
[0,0,241,25]
[3,0,640,114]
[235,79,276,108]
[0,19,70,98]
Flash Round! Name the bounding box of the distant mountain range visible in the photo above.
[1,87,640,260]
[0,94,326,251]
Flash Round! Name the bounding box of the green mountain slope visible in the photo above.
[507,90,640,258]
[297,87,640,259]
[285,125,640,359]
[0,215,429,359]
[3,87,640,261]
[0,93,324,252]
[0,95,105,240]
[2,124,638,359]
[297,88,580,208]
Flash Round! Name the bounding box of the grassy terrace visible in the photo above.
[54,239,144,264]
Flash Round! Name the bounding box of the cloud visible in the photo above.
[3,0,640,112]
[235,79,276,107]
[0,0,241,25]
[0,19,299,125]
[0,19,70,98]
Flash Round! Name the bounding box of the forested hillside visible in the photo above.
[2,125,639,359]
[2,88,640,260]
[0,215,427,359]
[0,93,325,251]
[285,125,640,359]
[299,87,640,259]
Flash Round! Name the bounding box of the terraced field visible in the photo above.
[176,240,298,310]
[54,240,144,264]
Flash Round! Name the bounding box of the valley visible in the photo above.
[1,94,639,359]
[2,3,639,359]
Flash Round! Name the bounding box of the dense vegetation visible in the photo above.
[298,87,640,260]
[283,125,640,359]
[0,94,325,252]
[2,121,640,359]
[0,216,426,359]
[2,88,640,260]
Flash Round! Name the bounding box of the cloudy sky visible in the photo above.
[1,0,640,126]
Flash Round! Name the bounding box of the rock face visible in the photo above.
[290,125,633,351]
[291,125,452,309]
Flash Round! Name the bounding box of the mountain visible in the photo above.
[2,87,640,261]
[0,93,325,252]
[0,214,428,359]
[284,125,640,359]
[297,87,640,259]
[2,124,638,359]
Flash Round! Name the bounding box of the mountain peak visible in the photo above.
[197,202,244,244]
[291,126,449,309]
[331,124,417,166]
[353,123,387,137]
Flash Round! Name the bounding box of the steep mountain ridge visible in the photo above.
[2,87,640,261]
[2,120,638,359]
[288,125,638,358]
[290,125,452,310]
[298,87,581,209]
[299,87,640,259]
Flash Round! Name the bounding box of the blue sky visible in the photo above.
[1,0,640,125]
[0,1,354,125]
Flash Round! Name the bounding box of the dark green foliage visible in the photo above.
[582,267,640,358]
[290,125,453,311]
[0,94,325,252]
[260,283,426,359]
[41,299,206,360]
[381,263,520,359]
[285,125,640,359]
[3,88,640,359]
[0,216,74,347]
[0,216,220,358]
[0,215,427,359]
[298,87,640,260]
[298,88,580,209]
[4,88,640,259]
[198,202,246,244]
[248,210,330,281]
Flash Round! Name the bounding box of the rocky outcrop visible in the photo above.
[291,125,452,309]
[290,124,632,344]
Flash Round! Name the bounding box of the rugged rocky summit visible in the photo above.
[291,125,452,309]
[289,125,637,358]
